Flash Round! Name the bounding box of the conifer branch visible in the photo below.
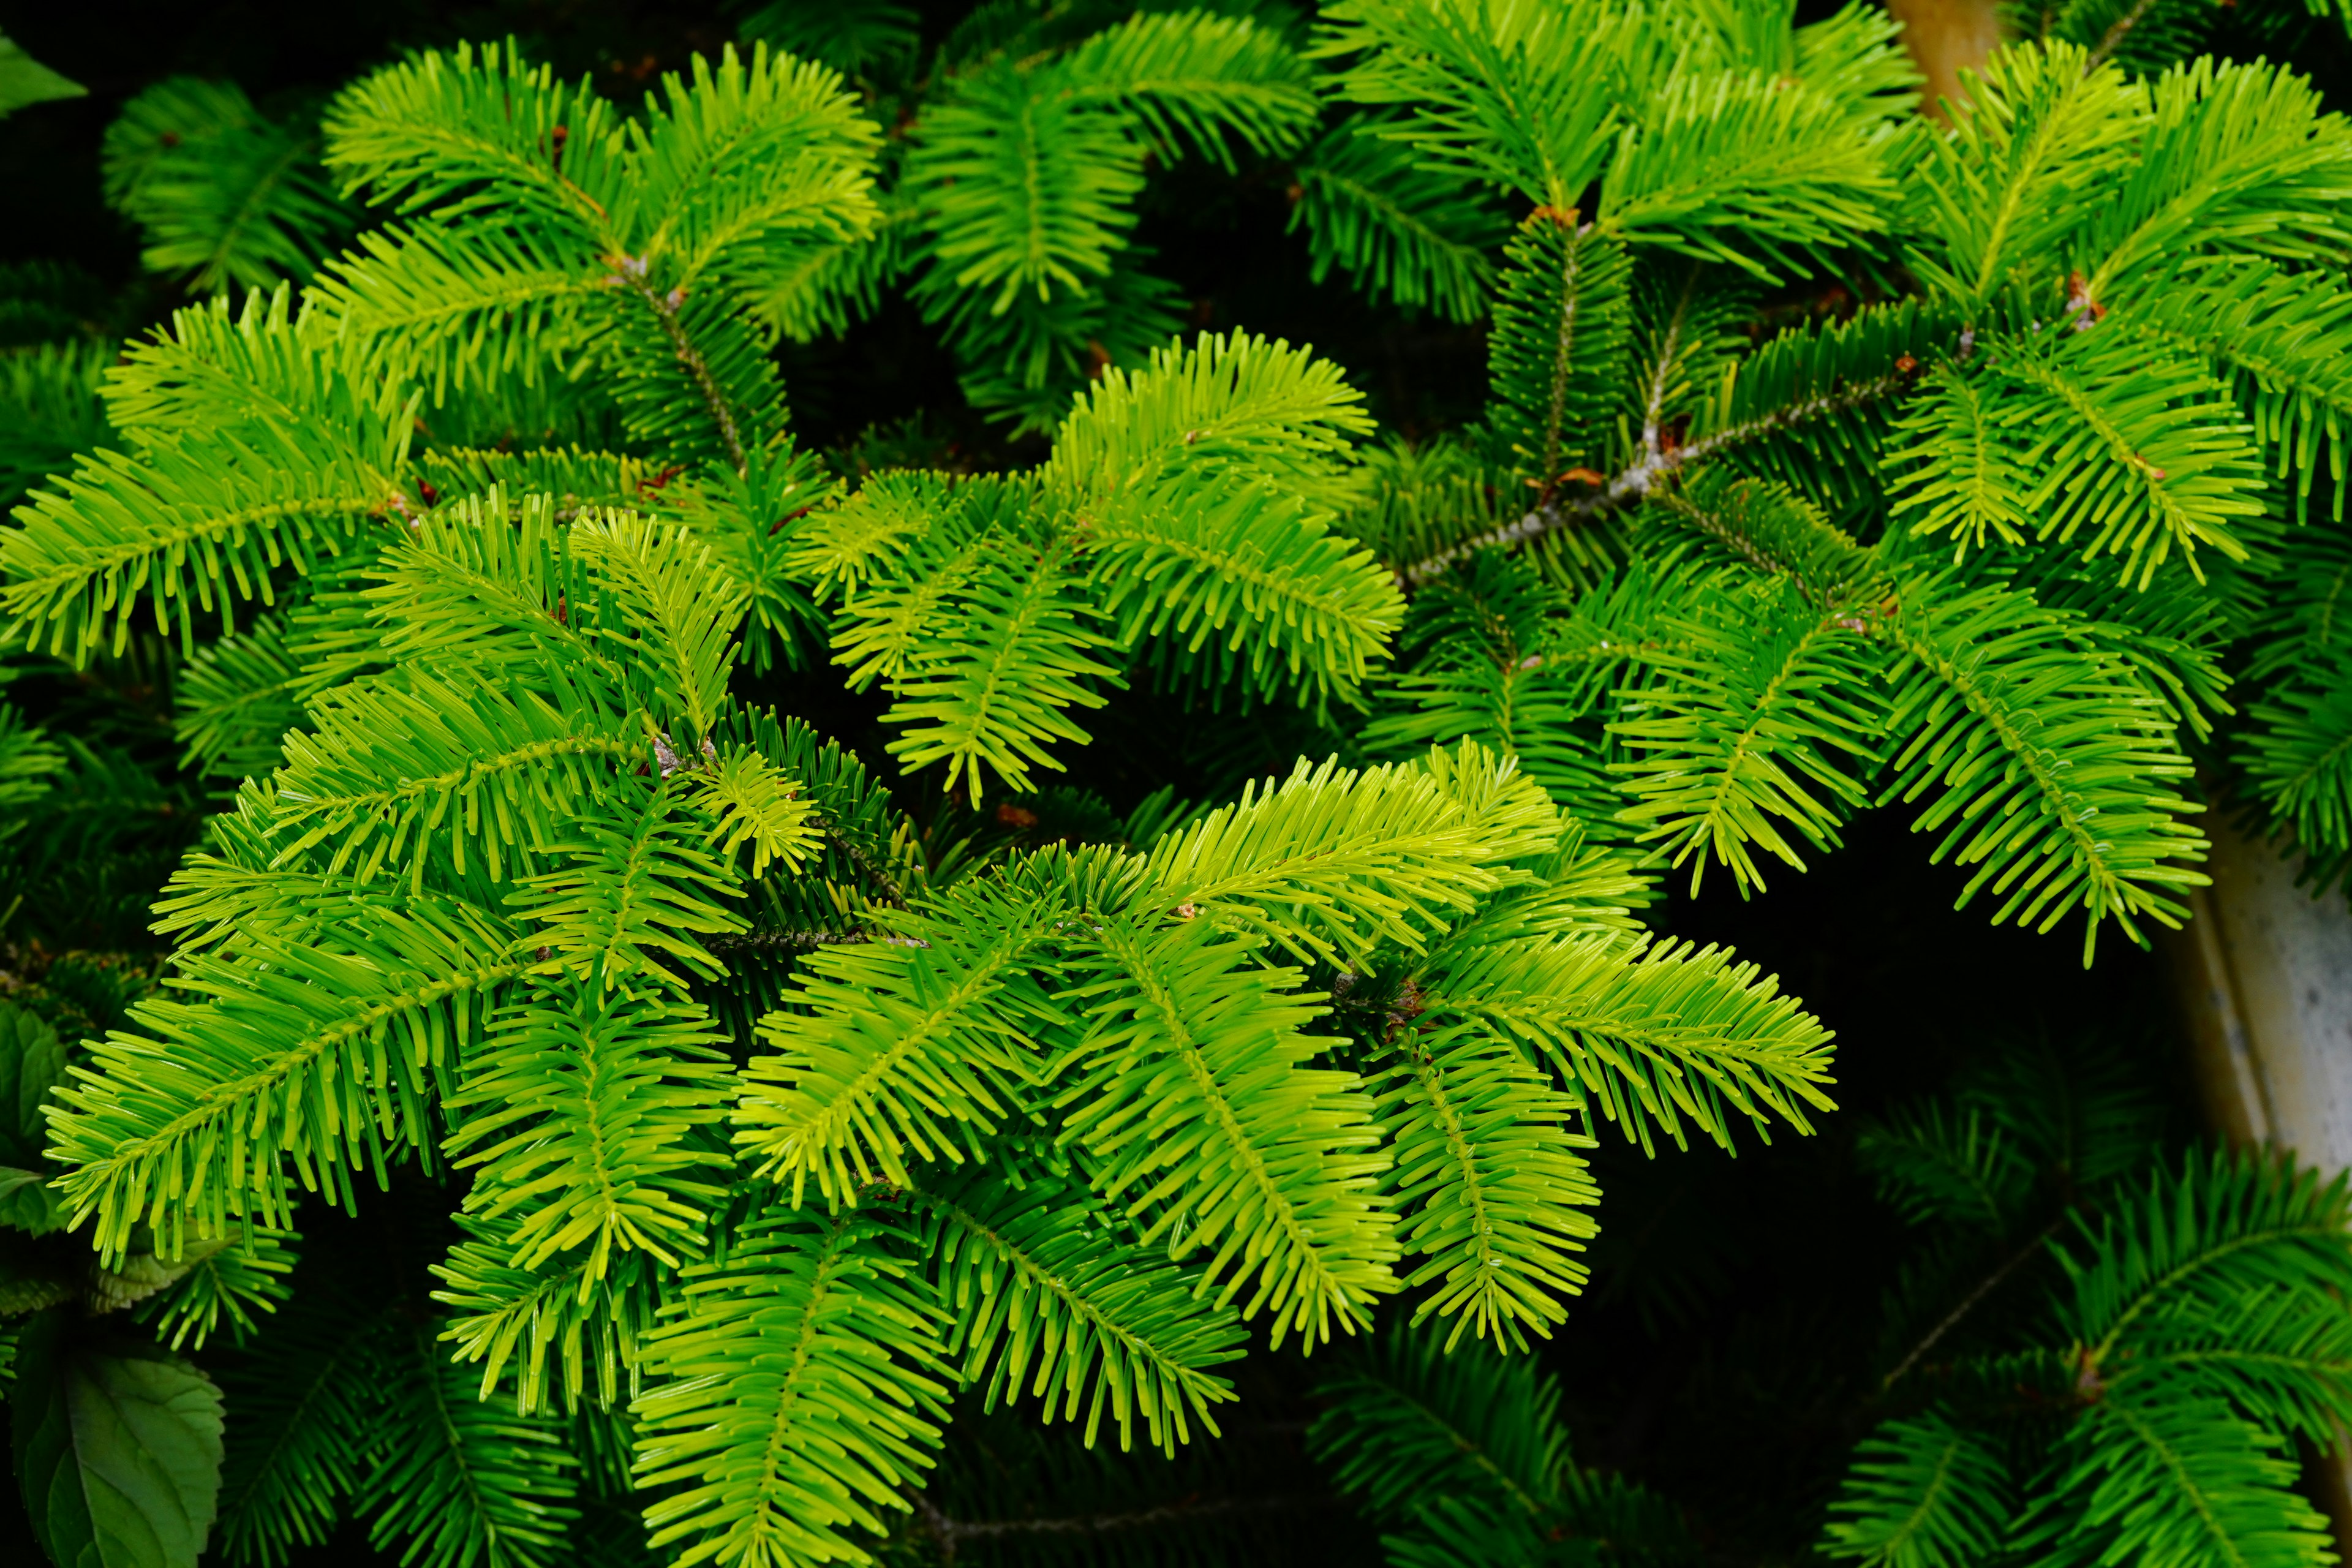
[612,261,748,473]
[704,926,879,953]
[908,1488,1331,1555]
[1880,1216,2064,1392]
[2086,0,2162,72]
[1397,367,1910,587]
[21,17,2345,1565]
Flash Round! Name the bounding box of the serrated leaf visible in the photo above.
[0,1000,66,1166]
[11,1311,224,1568]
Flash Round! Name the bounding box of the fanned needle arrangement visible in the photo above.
[1,3,2351,1565]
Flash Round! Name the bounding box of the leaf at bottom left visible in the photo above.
[10,1307,224,1568]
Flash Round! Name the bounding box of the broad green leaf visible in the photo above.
[0,1000,66,1164]
[0,32,86,119]
[0,1166,66,1234]
[11,1311,225,1568]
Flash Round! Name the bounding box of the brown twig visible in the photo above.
[908,1489,1338,1562]
[612,257,748,473]
[1393,372,1907,589]
[1882,1216,2065,1392]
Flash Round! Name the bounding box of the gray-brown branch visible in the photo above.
[617,260,750,474]
[908,1489,1338,1562]
[1395,369,1908,589]
[1882,1216,2065,1392]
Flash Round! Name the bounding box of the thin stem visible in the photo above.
[829,824,908,908]
[1638,265,1702,468]
[1394,371,1907,589]
[617,263,749,473]
[1882,1216,2064,1391]
[910,1489,1336,1557]
[2086,0,2159,72]
[1537,224,1594,492]
[705,928,878,954]
[706,927,929,955]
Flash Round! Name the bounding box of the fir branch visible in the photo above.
[703,926,878,954]
[1881,1216,2065,1392]
[357,1321,581,1568]
[905,1165,1246,1454]
[1874,575,2209,959]
[733,893,1051,1203]
[612,258,748,472]
[2084,0,2162,70]
[1397,365,1911,587]
[1056,914,1400,1347]
[632,1214,952,1567]
[907,1488,1333,1553]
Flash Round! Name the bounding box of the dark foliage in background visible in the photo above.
[5,2,2352,1566]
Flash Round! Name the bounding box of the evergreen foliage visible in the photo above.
[1312,8,2352,988]
[739,0,1319,429]
[1309,1319,1695,1565]
[1819,1058,2352,1568]
[0,3,2349,1566]
[102,78,357,296]
[1297,1038,2352,1568]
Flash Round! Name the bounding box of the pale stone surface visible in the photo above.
[2163,812,2352,1539]
[2168,816,2352,1156]
[1884,0,2004,119]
